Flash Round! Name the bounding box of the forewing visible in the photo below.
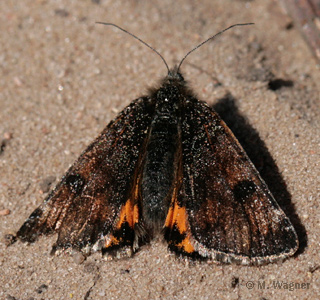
[166,98,298,265]
[17,97,155,255]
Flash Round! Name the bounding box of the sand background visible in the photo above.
[0,0,319,299]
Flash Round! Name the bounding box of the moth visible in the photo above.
[16,23,298,265]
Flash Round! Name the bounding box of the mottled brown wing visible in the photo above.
[17,97,155,256]
[166,98,298,265]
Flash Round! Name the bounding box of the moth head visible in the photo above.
[167,67,185,84]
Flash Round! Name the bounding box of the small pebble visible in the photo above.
[0,209,11,216]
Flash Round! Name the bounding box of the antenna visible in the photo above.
[96,22,170,73]
[96,22,254,75]
[177,23,254,73]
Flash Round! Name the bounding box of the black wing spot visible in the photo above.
[101,221,135,255]
[113,221,135,245]
[233,180,256,202]
[164,223,186,244]
[65,174,85,195]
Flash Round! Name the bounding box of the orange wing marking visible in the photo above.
[104,179,140,248]
[165,199,195,254]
